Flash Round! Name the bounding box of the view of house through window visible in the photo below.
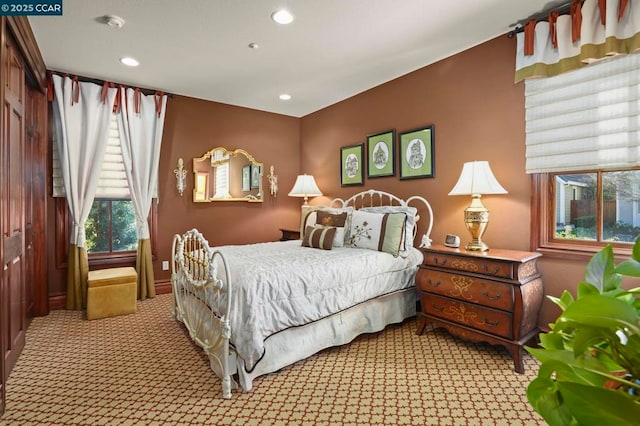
[554,170,640,243]
[85,199,138,253]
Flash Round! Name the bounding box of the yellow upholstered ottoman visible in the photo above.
[87,267,137,320]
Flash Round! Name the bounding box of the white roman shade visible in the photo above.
[525,51,640,174]
[53,112,159,198]
[53,114,130,198]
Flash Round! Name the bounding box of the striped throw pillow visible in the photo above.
[302,225,336,250]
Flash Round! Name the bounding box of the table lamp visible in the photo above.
[448,161,507,251]
[288,174,323,205]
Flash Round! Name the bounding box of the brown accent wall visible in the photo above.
[154,96,302,283]
[299,35,586,328]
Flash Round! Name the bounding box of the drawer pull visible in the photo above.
[432,257,447,267]
[482,291,501,301]
[427,279,441,288]
[482,316,499,327]
[431,303,445,312]
[481,264,501,275]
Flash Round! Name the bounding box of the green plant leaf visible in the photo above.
[584,245,615,292]
[536,331,565,350]
[549,290,575,311]
[528,348,613,386]
[557,381,640,426]
[632,235,640,262]
[557,295,640,334]
[571,326,609,355]
[614,258,640,277]
[577,282,599,298]
[527,377,574,426]
[571,327,624,375]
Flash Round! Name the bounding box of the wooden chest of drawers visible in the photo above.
[416,245,543,373]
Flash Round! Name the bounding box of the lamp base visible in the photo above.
[465,239,489,251]
[463,195,491,252]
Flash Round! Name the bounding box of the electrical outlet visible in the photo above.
[162,261,169,271]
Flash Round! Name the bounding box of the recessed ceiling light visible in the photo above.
[248,42,260,49]
[120,57,139,67]
[271,9,294,25]
[279,94,291,101]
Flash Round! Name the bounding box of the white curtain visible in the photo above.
[51,75,118,309]
[515,0,640,82]
[117,88,167,300]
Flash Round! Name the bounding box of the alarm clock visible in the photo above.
[444,234,460,248]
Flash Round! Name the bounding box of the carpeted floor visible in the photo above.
[0,294,545,425]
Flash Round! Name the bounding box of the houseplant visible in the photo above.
[526,238,640,426]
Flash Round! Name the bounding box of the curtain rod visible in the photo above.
[48,69,175,98]
[507,0,577,38]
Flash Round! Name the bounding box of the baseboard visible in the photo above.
[48,279,172,311]
[154,279,172,295]
[49,294,66,311]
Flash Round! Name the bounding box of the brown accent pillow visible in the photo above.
[316,211,348,227]
[301,225,336,250]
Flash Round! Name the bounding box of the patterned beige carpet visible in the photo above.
[0,294,544,425]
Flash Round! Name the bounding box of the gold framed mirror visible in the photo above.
[193,147,263,203]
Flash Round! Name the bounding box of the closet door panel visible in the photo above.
[2,31,25,381]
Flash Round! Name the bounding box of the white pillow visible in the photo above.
[348,210,407,257]
[360,206,417,252]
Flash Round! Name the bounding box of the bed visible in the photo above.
[171,189,433,398]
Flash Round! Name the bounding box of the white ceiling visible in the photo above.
[29,0,554,118]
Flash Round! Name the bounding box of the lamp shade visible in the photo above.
[448,161,508,196]
[288,174,322,200]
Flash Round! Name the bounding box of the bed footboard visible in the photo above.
[171,229,237,398]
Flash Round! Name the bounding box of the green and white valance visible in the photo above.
[515,0,640,82]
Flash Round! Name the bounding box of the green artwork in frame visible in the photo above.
[340,143,364,186]
[399,125,435,180]
[367,129,395,178]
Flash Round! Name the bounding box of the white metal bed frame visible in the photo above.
[171,189,433,398]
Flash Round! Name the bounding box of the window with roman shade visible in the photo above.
[524,51,640,255]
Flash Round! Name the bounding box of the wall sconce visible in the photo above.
[288,174,322,205]
[267,165,278,197]
[448,161,507,251]
[174,158,187,196]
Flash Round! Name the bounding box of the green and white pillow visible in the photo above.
[347,210,407,257]
[360,205,417,252]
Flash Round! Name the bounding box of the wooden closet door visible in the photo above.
[24,85,47,319]
[2,31,26,388]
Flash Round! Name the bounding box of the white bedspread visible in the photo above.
[208,240,423,371]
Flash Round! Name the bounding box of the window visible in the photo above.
[552,170,640,244]
[86,199,138,254]
[53,114,157,266]
[55,197,157,267]
[527,53,640,258]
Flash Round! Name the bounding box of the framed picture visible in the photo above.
[242,165,251,192]
[340,143,364,186]
[250,164,261,189]
[366,129,395,178]
[398,125,435,179]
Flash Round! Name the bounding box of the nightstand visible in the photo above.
[415,245,543,373]
[279,228,301,241]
